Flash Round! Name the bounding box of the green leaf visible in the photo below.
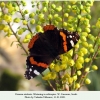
[10,41,17,46]
[36,82,42,87]
[21,53,27,56]
[16,44,21,48]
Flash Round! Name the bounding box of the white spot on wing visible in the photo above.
[29,68,32,72]
[69,35,72,38]
[31,76,33,79]
[34,70,40,75]
[70,40,74,47]
[76,39,78,41]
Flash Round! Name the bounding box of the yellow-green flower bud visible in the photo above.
[36,25,43,32]
[75,43,79,49]
[42,73,51,80]
[38,13,44,19]
[21,0,27,6]
[54,65,60,72]
[77,15,81,19]
[67,5,71,9]
[18,29,24,35]
[82,42,88,47]
[14,18,20,23]
[78,51,84,56]
[29,13,35,18]
[80,5,83,10]
[25,33,32,39]
[51,72,57,79]
[85,78,91,84]
[75,62,83,70]
[60,64,67,70]
[85,7,91,13]
[42,1,48,7]
[64,73,70,78]
[48,14,53,20]
[92,65,98,70]
[81,32,88,37]
[7,31,12,37]
[68,59,75,66]
[77,70,81,76]
[89,48,94,53]
[54,20,58,26]
[63,22,67,27]
[56,6,62,12]
[97,38,100,45]
[85,67,90,72]
[4,15,12,22]
[64,13,69,17]
[24,10,29,14]
[85,58,90,63]
[23,39,29,43]
[75,83,80,89]
[30,19,35,24]
[80,47,88,55]
[0,24,5,30]
[73,75,77,81]
[86,14,91,19]
[54,14,59,18]
[68,49,73,57]
[50,63,55,70]
[81,36,87,41]
[43,7,47,12]
[0,2,5,7]
[61,56,68,64]
[56,17,62,22]
[3,25,9,32]
[96,20,100,28]
[68,77,73,84]
[51,4,56,9]
[77,27,82,32]
[68,27,74,32]
[23,20,28,25]
[88,44,93,48]
[77,56,84,64]
[85,27,90,33]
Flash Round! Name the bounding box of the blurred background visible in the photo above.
[0,1,100,91]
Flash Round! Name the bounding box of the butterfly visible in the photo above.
[25,25,80,79]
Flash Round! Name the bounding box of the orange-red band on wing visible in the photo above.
[30,57,48,68]
[43,25,55,32]
[60,32,67,52]
[28,34,39,49]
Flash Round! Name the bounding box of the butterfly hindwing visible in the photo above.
[25,56,47,79]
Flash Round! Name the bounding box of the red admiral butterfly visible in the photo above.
[25,25,80,80]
